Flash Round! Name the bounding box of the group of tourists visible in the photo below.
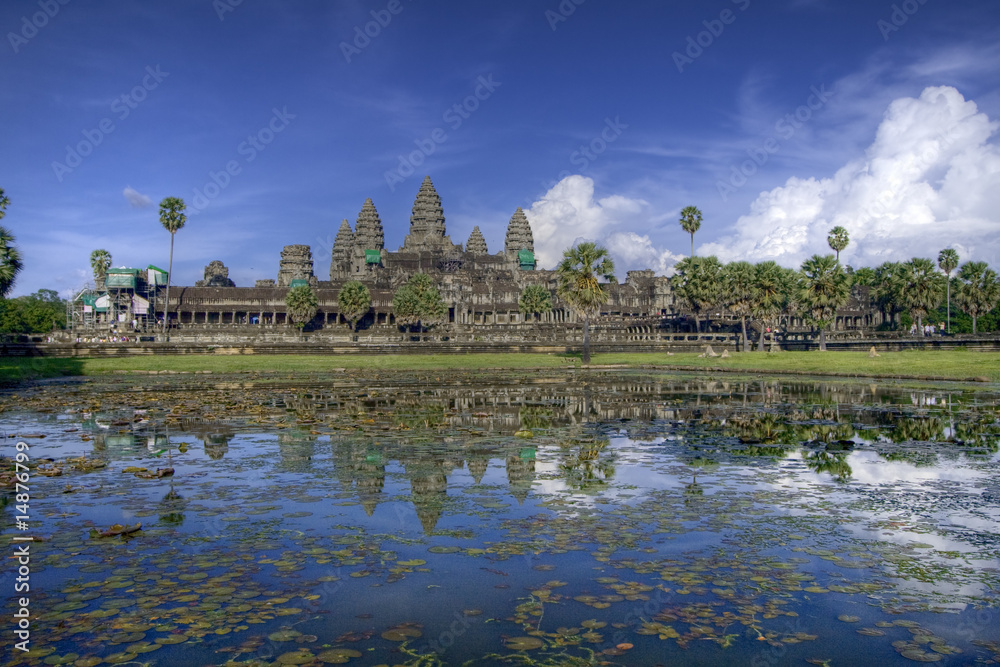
[909,322,947,336]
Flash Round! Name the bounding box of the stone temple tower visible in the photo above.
[466,226,488,255]
[504,207,534,255]
[329,219,355,280]
[402,176,456,252]
[352,198,386,273]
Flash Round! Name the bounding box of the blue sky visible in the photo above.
[1,0,999,297]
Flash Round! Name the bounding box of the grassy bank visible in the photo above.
[0,349,997,383]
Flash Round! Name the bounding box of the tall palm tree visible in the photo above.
[873,261,906,329]
[751,261,792,351]
[679,206,702,258]
[937,248,959,333]
[955,261,1000,335]
[797,254,851,351]
[826,226,849,263]
[0,190,22,298]
[0,225,22,298]
[90,249,112,289]
[672,255,723,334]
[556,241,615,365]
[721,261,756,352]
[900,258,944,336]
[158,197,187,337]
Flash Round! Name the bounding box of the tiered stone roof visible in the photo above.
[330,219,355,280]
[354,199,384,251]
[466,226,489,255]
[504,207,534,254]
[276,244,315,287]
[402,176,452,251]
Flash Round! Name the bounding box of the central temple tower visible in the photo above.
[401,176,459,252]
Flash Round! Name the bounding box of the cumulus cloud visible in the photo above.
[524,175,683,276]
[701,86,1000,269]
[123,186,153,208]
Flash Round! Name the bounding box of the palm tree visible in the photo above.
[955,261,1000,334]
[937,248,960,333]
[900,258,944,336]
[751,261,791,351]
[556,241,615,365]
[797,254,851,351]
[158,197,187,337]
[873,261,906,329]
[826,226,849,263]
[392,273,447,331]
[721,261,756,352]
[337,280,371,330]
[90,249,112,289]
[0,189,22,299]
[672,255,723,334]
[679,206,702,258]
[285,284,318,331]
[518,284,553,322]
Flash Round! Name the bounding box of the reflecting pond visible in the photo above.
[1,370,999,666]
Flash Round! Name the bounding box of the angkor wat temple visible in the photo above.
[68,176,881,348]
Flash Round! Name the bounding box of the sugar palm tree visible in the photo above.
[672,255,723,334]
[556,241,615,365]
[158,197,187,337]
[0,190,22,299]
[286,284,318,331]
[90,249,112,289]
[679,206,702,258]
[797,254,851,351]
[518,284,553,322]
[937,248,959,333]
[337,280,371,330]
[900,258,944,336]
[873,261,906,329]
[721,261,756,352]
[751,261,790,351]
[392,273,447,331]
[826,226,849,263]
[955,261,1000,335]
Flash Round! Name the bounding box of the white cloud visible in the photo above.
[123,186,153,208]
[525,175,682,276]
[701,86,1000,269]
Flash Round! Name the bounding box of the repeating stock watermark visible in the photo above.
[188,106,296,215]
[6,0,70,54]
[339,0,414,63]
[212,0,243,21]
[540,116,628,192]
[877,0,930,41]
[383,75,501,192]
[50,66,169,183]
[10,441,33,652]
[545,0,586,31]
[716,83,833,202]
[672,0,751,73]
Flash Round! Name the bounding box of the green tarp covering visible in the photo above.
[364,249,381,264]
[517,249,535,270]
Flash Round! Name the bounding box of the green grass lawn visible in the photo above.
[1,349,997,383]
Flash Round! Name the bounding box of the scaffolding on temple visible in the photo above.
[67,265,167,337]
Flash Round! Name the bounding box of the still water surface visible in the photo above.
[1,371,998,666]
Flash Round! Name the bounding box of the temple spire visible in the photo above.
[504,207,534,254]
[354,199,384,251]
[402,176,452,251]
[329,219,355,280]
[466,226,488,255]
